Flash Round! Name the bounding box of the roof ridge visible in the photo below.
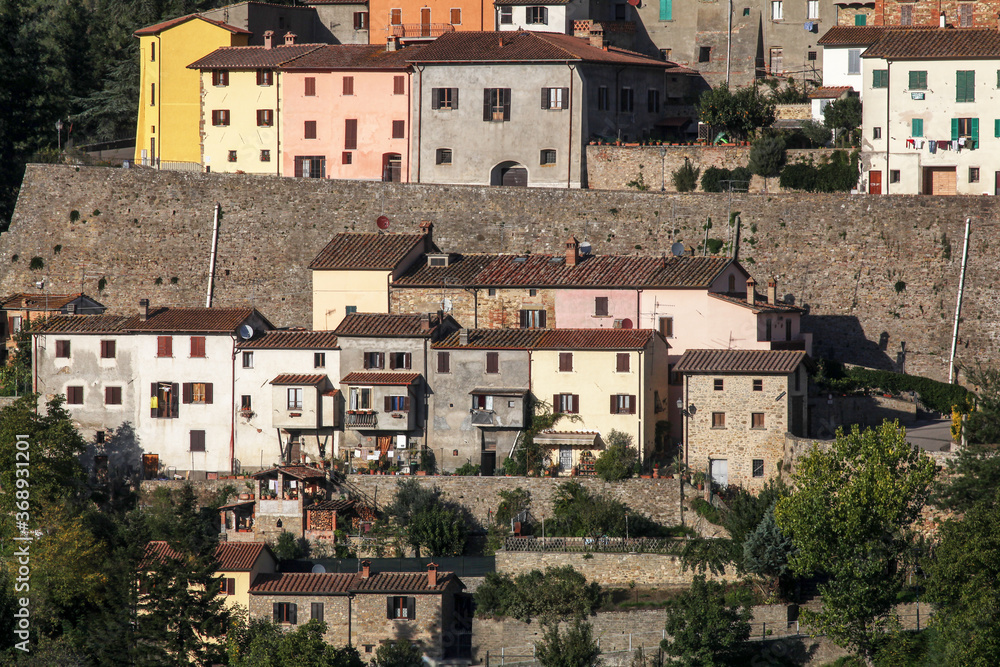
[530,31,585,60]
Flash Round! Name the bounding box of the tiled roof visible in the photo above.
[307,499,356,512]
[134,13,251,36]
[270,373,327,385]
[251,465,328,480]
[817,25,889,46]
[341,371,421,385]
[395,253,732,289]
[249,570,457,594]
[308,232,429,270]
[434,328,655,350]
[863,28,1000,59]
[144,541,273,571]
[238,329,338,349]
[808,85,853,99]
[281,44,418,69]
[674,349,807,374]
[189,44,324,69]
[708,292,804,313]
[30,314,131,333]
[352,571,456,593]
[0,293,94,310]
[301,0,366,4]
[408,31,671,68]
[495,0,570,4]
[334,312,447,338]
[126,307,264,332]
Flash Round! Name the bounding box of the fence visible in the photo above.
[504,536,691,554]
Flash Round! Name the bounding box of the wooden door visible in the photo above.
[926,167,957,195]
[868,170,882,194]
[143,454,159,480]
[502,167,527,187]
[710,459,728,488]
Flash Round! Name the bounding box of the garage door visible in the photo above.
[924,167,957,195]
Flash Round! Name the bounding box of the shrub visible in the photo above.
[475,566,603,621]
[271,531,307,561]
[29,256,44,271]
[779,150,859,193]
[813,359,973,415]
[730,166,752,190]
[69,210,80,222]
[701,166,732,193]
[672,158,700,192]
[453,461,480,476]
[690,498,722,525]
[748,135,787,182]
[594,429,638,481]
[550,481,666,537]
[535,620,601,667]
[53,244,62,254]
[495,487,531,527]
[801,119,832,147]
[706,238,725,254]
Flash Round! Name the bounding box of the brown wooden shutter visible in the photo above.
[486,352,499,374]
[539,310,546,327]
[502,88,511,120]
[483,89,491,121]
[452,88,459,109]
[562,87,569,106]
[450,7,461,23]
[541,88,549,109]
[227,578,235,595]
[304,121,317,139]
[572,395,580,414]
[611,395,618,414]
[553,394,559,411]
[559,353,572,372]
[273,603,281,622]
[617,353,629,373]
[171,383,179,417]
[387,597,394,619]
[190,430,205,452]
[289,603,297,625]
[345,119,358,149]
[392,120,405,138]
[205,383,213,404]
[384,396,392,412]
[305,77,316,96]
[105,387,113,404]
[343,76,354,95]
[403,396,410,411]
[394,75,405,95]
[437,351,450,373]
[151,383,158,417]
[389,353,397,370]
[407,597,416,619]
[629,395,636,414]
[431,88,440,110]
[182,383,192,404]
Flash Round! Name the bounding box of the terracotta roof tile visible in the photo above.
[817,25,890,45]
[270,373,327,385]
[251,465,328,480]
[433,329,547,349]
[30,314,131,334]
[341,371,421,385]
[352,571,456,593]
[189,44,324,69]
[334,312,450,338]
[709,292,804,313]
[863,28,1000,59]
[433,328,655,350]
[674,349,806,374]
[393,253,504,286]
[0,293,97,310]
[494,0,570,5]
[238,330,338,349]
[280,44,419,69]
[301,0,366,4]
[134,13,251,37]
[144,541,273,571]
[126,307,265,332]
[249,570,458,594]
[308,232,430,270]
[808,85,853,99]
[307,499,356,511]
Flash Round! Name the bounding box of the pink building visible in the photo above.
[280,44,413,181]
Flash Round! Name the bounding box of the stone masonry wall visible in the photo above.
[494,551,737,587]
[7,164,1000,384]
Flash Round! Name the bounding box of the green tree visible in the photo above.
[271,530,308,561]
[748,135,786,192]
[373,639,424,667]
[535,619,601,667]
[698,84,776,142]
[741,505,793,589]
[495,487,531,527]
[823,96,863,146]
[0,324,32,395]
[672,158,700,192]
[774,422,936,661]
[228,616,364,667]
[594,429,638,481]
[384,478,442,529]
[660,575,752,666]
[959,363,1000,445]
[800,119,832,147]
[475,566,602,622]
[408,503,468,556]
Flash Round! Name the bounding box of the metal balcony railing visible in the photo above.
[390,23,455,38]
[345,412,378,428]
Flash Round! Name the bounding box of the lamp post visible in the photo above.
[55,121,63,152]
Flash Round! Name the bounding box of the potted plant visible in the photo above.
[692,471,707,490]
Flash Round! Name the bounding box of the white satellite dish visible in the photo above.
[670,242,685,257]
[238,324,254,340]
[311,564,326,573]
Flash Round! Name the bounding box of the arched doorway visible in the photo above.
[490,161,527,187]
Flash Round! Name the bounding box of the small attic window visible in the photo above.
[513,257,527,263]
[427,254,450,267]
[549,257,563,263]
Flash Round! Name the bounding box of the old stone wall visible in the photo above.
[494,551,737,587]
[7,164,1000,384]
[810,393,919,439]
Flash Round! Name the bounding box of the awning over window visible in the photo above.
[468,387,529,397]
[533,430,604,447]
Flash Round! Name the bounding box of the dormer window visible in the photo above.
[427,254,450,268]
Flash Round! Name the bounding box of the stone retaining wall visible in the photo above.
[494,550,736,587]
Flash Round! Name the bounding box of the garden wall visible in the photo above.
[494,550,736,587]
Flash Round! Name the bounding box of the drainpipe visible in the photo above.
[206,203,221,307]
[566,63,575,188]
[276,70,281,176]
[415,65,424,183]
[637,348,644,463]
[884,59,891,194]
[405,69,412,182]
[949,217,971,384]
[230,333,237,475]
[156,34,161,166]
[726,0,733,86]
[347,594,354,646]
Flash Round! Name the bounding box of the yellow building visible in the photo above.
[134,14,251,166]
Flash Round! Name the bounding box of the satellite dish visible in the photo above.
[628,0,640,6]
[670,242,685,257]
[804,21,814,31]
[238,324,254,340]
[579,242,592,255]
[621,318,634,329]
[311,564,327,574]
[376,215,390,230]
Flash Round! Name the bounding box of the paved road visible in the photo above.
[905,418,954,453]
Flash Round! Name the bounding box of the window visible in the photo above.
[995,118,1000,137]
[364,352,385,369]
[753,379,763,391]
[349,387,372,410]
[295,155,327,178]
[436,148,452,165]
[611,394,636,414]
[388,596,415,620]
[808,50,817,61]
[908,71,927,90]
[614,3,627,20]
[392,120,405,139]
[807,0,819,19]
[699,46,711,62]
[66,386,83,404]
[273,602,297,624]
[190,336,205,358]
[959,3,973,27]
[437,351,451,373]
[212,70,229,87]
[151,83,155,106]
[343,76,354,95]
[314,352,326,368]
[311,602,324,622]
[911,118,924,137]
[483,88,511,122]
[100,340,116,359]
[957,70,976,102]
[752,459,764,477]
[711,412,726,428]
[223,578,235,595]
[450,7,461,23]
[342,152,352,164]
[242,351,254,368]
[668,364,682,385]
[389,352,411,370]
[304,121,317,139]
[660,48,671,60]
[104,387,122,405]
[751,412,765,429]
[770,48,783,75]
[890,169,900,183]
[556,393,579,414]
[212,110,230,126]
[157,336,172,357]
[527,6,548,24]
[261,149,270,162]
[900,5,912,25]
[190,430,206,452]
[873,126,881,139]
[486,352,500,374]
[660,0,672,20]
[970,167,980,183]
[595,296,609,317]
[386,395,410,411]
[488,288,497,297]
[183,382,212,404]
[559,352,574,372]
[954,117,977,140]
[390,8,402,25]
[499,6,512,23]
[54,339,71,358]
[11,316,21,333]
[848,49,861,75]
[541,87,568,110]
[473,394,494,411]
[257,69,273,86]
[257,109,274,127]
[620,87,634,112]
[346,306,357,315]
[854,13,866,25]
[519,309,546,328]
[597,86,609,110]
[432,87,458,110]
[647,89,660,113]
[345,119,358,149]
[287,388,303,410]
[659,317,673,338]
[228,150,238,163]
[771,0,782,20]
[616,353,630,373]
[354,11,369,29]
[305,77,316,96]
[151,43,155,61]
[872,69,888,88]
[241,395,252,410]
[393,75,405,95]
[714,378,724,391]
[540,149,557,165]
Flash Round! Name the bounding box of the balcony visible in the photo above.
[390,23,455,39]
[346,411,378,428]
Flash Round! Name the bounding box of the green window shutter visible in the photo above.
[967,71,975,102]
[855,14,866,25]
[909,71,918,88]
[951,118,960,141]
[908,71,926,89]
[995,119,1000,138]
[956,71,965,102]
[971,118,979,143]
[912,118,923,137]
[660,0,672,21]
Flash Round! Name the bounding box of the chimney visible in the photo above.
[284,31,296,45]
[420,313,431,330]
[139,298,150,321]
[386,35,399,52]
[361,560,371,579]
[940,11,946,28]
[459,328,469,346]
[767,279,777,304]
[427,563,439,588]
[263,30,274,49]
[565,236,580,267]
[589,25,604,50]
[746,277,756,305]
[419,220,433,251]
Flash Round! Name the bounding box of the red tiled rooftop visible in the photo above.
[334,312,450,338]
[249,570,458,594]
[189,44,324,70]
[134,13,251,36]
[433,328,655,350]
[341,371,421,386]
[144,541,273,571]
[863,28,1000,59]
[126,307,266,332]
[30,314,131,334]
[674,349,807,375]
[308,232,430,270]
[709,292,804,313]
[270,373,327,385]
[808,85,853,99]
[281,44,419,69]
[816,25,938,47]
[0,292,93,310]
[238,330,338,349]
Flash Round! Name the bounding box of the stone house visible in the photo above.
[675,348,808,490]
[494,0,591,34]
[1,292,104,362]
[334,312,461,470]
[248,561,470,659]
